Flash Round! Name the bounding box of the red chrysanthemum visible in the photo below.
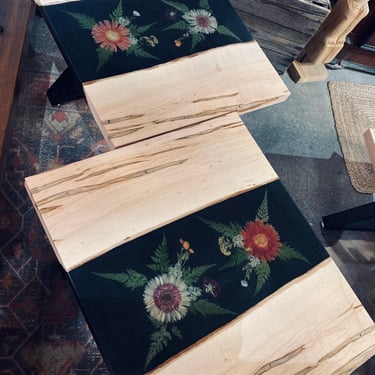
[241,220,281,261]
[91,20,131,52]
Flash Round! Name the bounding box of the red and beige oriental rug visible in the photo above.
[0,29,110,374]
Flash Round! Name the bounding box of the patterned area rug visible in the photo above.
[328,81,375,194]
[0,27,110,374]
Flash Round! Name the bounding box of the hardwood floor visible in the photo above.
[0,0,35,181]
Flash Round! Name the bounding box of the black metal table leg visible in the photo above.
[47,67,84,106]
[322,202,375,231]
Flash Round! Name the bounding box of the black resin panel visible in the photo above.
[69,180,328,374]
[42,0,253,82]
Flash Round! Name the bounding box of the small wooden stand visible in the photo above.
[288,0,370,83]
[287,61,328,83]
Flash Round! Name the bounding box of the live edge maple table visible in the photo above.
[35,0,281,108]
[25,113,375,374]
[28,0,375,374]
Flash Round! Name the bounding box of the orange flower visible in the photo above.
[91,20,131,52]
[241,220,281,262]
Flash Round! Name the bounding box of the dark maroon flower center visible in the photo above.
[195,15,210,28]
[153,283,182,312]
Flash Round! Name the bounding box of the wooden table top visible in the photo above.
[35,0,289,149]
[25,112,278,272]
[84,41,289,149]
[25,112,375,374]
[26,2,375,373]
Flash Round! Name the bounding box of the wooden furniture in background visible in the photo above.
[288,0,370,82]
[0,0,35,182]
[334,0,375,73]
[229,0,331,74]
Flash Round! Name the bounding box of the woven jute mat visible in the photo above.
[328,81,375,194]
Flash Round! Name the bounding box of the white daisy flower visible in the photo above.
[143,274,191,323]
[182,9,218,35]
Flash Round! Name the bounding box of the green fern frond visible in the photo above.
[145,326,172,369]
[163,20,190,32]
[199,0,211,11]
[199,217,242,238]
[92,269,148,291]
[110,0,123,21]
[191,33,206,50]
[189,299,236,317]
[63,11,96,29]
[219,248,248,270]
[171,326,183,339]
[147,234,170,273]
[161,0,190,13]
[216,25,241,42]
[278,243,310,264]
[254,261,270,295]
[127,44,159,59]
[96,47,112,71]
[135,23,156,35]
[256,191,269,223]
[182,264,215,285]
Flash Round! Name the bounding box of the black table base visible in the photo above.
[322,202,375,231]
[48,67,84,106]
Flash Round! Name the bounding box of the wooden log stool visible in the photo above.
[27,0,375,373]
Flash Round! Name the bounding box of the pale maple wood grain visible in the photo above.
[25,3,375,372]
[364,128,375,171]
[149,258,375,375]
[83,41,289,149]
[34,0,79,5]
[25,113,278,272]
[25,115,375,375]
